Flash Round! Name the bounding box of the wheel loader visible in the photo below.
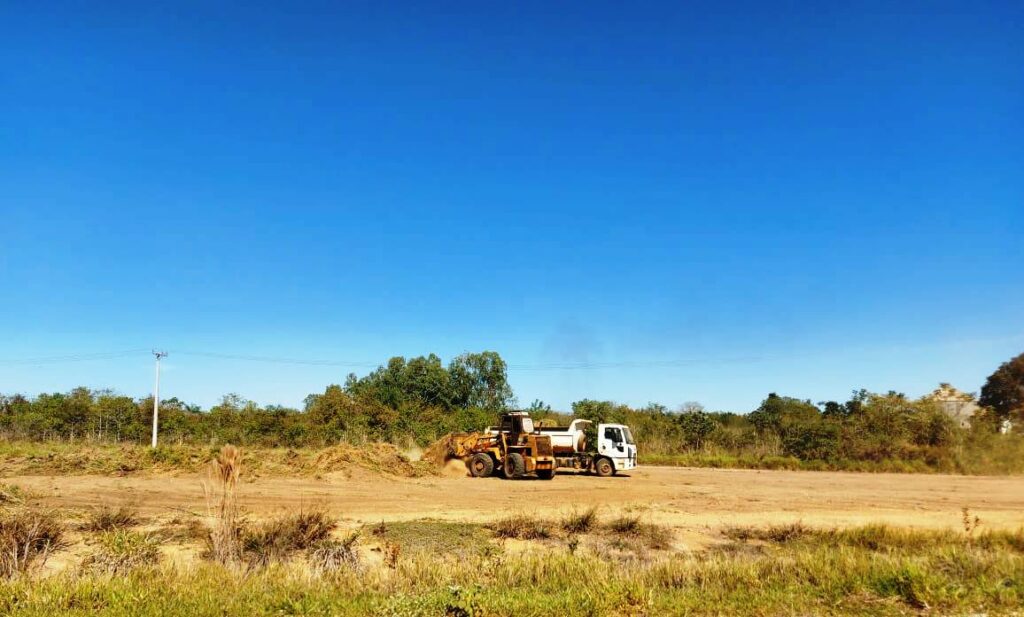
[464,411,556,480]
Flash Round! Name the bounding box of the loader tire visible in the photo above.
[594,457,614,477]
[504,453,525,479]
[467,453,494,478]
[536,468,555,480]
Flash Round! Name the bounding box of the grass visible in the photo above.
[241,511,336,567]
[79,505,141,532]
[1,524,1023,615]
[308,532,361,575]
[605,514,673,550]
[0,483,26,506]
[0,509,66,578]
[489,514,554,540]
[561,506,598,534]
[369,520,492,557]
[642,447,1024,475]
[83,530,162,574]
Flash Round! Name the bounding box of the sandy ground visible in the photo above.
[11,465,1024,547]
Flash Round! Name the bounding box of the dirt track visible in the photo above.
[11,466,1024,546]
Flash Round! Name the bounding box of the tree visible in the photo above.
[677,407,716,450]
[448,351,514,411]
[980,352,1024,421]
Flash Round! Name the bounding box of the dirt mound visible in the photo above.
[0,441,437,479]
[309,443,433,478]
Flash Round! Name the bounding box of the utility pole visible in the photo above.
[151,350,168,448]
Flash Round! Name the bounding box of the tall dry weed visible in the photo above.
[203,445,242,564]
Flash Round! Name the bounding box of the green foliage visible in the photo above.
[2,350,1024,474]
[980,351,1024,421]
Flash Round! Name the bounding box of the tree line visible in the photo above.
[2,350,1022,472]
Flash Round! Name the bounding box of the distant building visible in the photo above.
[924,383,980,429]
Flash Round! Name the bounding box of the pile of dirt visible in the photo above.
[308,443,435,478]
[0,441,437,479]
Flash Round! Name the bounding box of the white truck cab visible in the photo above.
[596,423,637,472]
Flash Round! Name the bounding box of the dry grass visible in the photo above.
[0,509,66,578]
[489,514,553,540]
[0,484,25,506]
[308,532,360,575]
[79,505,141,532]
[83,530,161,574]
[561,507,598,534]
[241,511,336,568]
[203,445,242,565]
[605,514,673,550]
[369,520,492,558]
[0,440,437,478]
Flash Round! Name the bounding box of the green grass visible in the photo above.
[1,525,1023,616]
[368,520,493,557]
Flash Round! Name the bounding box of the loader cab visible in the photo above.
[499,412,535,436]
[596,423,637,472]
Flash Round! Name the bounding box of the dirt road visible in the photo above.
[11,466,1023,545]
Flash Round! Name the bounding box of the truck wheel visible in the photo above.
[467,453,494,478]
[594,457,614,477]
[536,469,554,480]
[504,453,525,479]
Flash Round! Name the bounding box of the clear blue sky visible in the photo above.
[2,1,1022,412]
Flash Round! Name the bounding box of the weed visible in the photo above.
[962,507,981,537]
[203,445,242,565]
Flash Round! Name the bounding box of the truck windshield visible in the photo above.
[622,427,636,444]
[521,417,535,433]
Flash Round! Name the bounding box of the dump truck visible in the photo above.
[464,411,557,480]
[537,418,637,476]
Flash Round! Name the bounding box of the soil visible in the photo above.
[9,466,1023,548]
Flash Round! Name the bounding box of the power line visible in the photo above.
[0,348,765,371]
[172,350,381,368]
[0,349,150,366]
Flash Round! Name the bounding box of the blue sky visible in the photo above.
[2,1,1022,412]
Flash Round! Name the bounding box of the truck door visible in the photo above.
[601,426,625,457]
